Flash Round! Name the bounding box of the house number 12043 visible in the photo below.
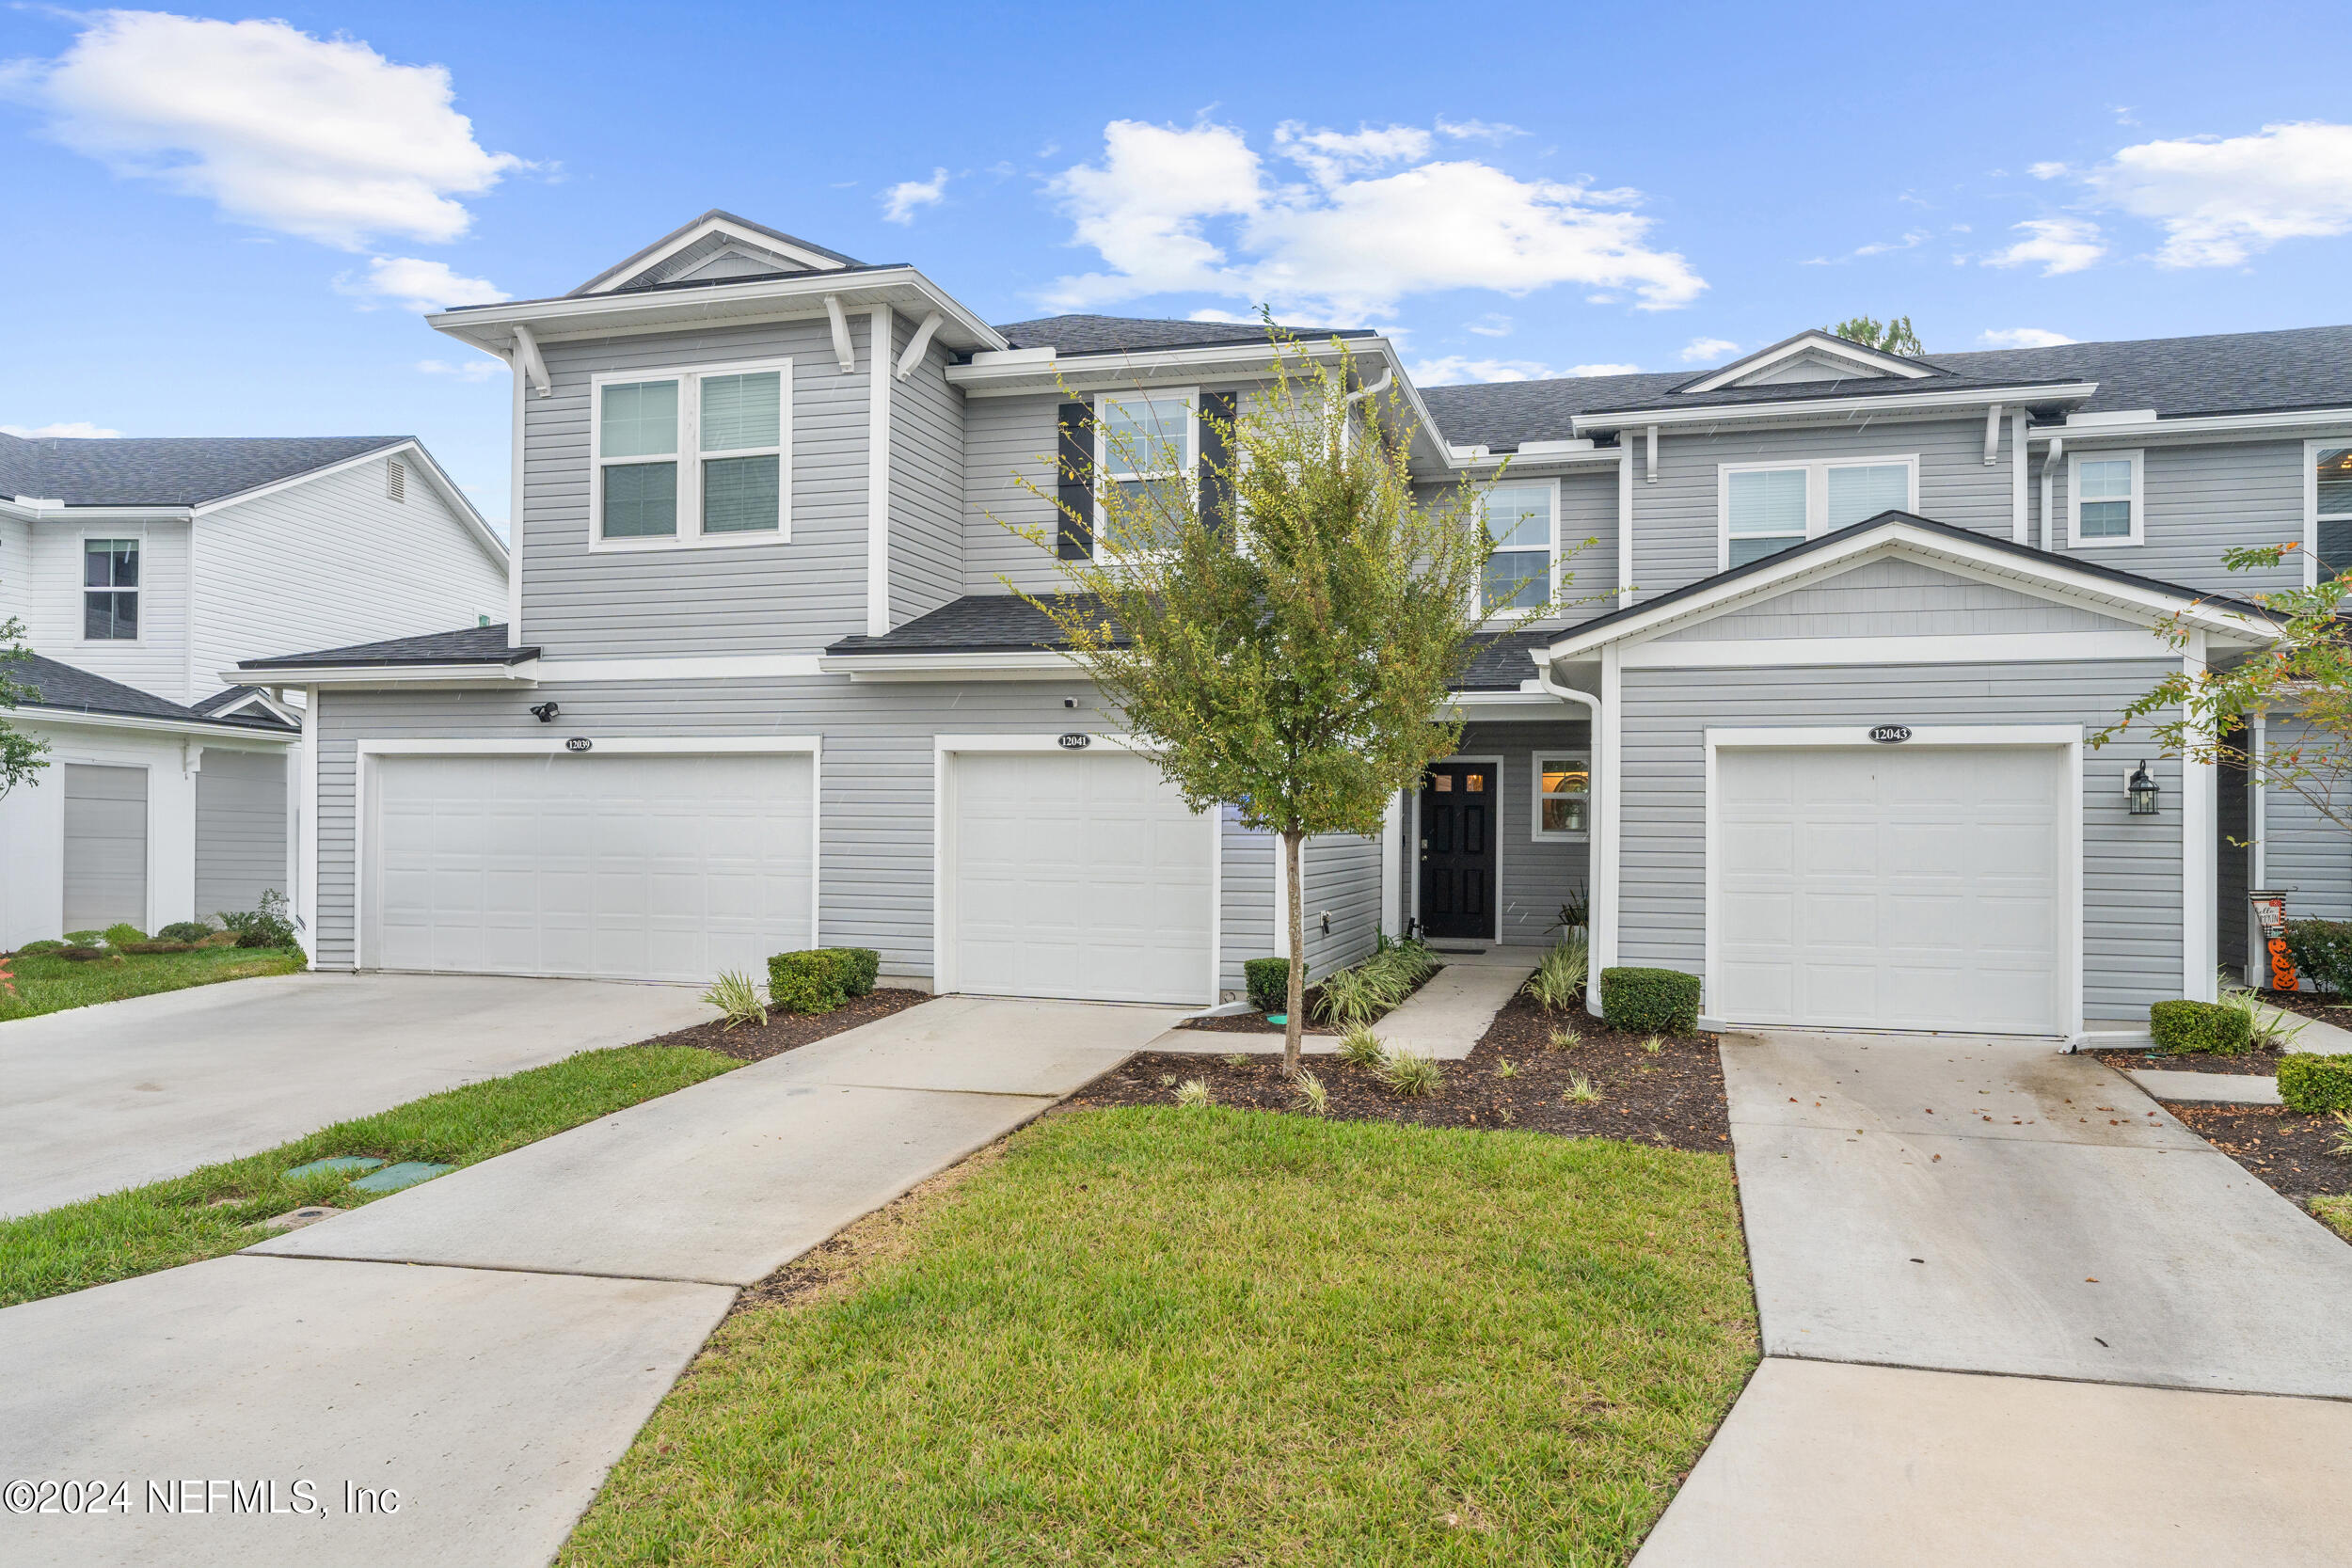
[1869,725,1911,744]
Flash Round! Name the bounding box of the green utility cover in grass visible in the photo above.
[283,1156,385,1181]
[350,1162,454,1194]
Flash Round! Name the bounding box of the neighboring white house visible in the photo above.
[0,434,508,948]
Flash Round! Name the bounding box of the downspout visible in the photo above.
[2038,435,2065,552]
[1531,653,1606,1011]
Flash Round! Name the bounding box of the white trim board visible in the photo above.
[930,734,1221,1006]
[1619,631,2178,669]
[1701,724,2086,1039]
[350,736,822,973]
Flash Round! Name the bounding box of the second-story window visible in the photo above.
[1481,483,1555,611]
[1096,392,1193,555]
[2313,444,2352,579]
[1720,456,1917,569]
[2067,450,2142,548]
[593,358,789,548]
[84,537,139,640]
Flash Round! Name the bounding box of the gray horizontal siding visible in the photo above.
[1630,417,2014,603]
[1220,811,1274,994]
[2259,718,2351,930]
[888,314,963,626]
[1301,832,1380,980]
[196,749,288,920]
[2042,439,2305,596]
[1661,556,2139,641]
[520,315,875,657]
[961,394,1062,594]
[1619,660,2186,1021]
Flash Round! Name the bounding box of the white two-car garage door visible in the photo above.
[947,749,1213,1005]
[367,752,814,982]
[1714,745,2067,1035]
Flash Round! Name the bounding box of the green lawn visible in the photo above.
[0,943,304,1022]
[0,1044,737,1306]
[563,1107,1757,1567]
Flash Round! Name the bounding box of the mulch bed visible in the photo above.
[2089,1048,2287,1077]
[1065,985,1728,1152]
[655,989,930,1064]
[2256,990,2352,1030]
[2168,1104,2352,1209]
[1174,964,1439,1037]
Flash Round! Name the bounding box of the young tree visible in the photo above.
[2095,543,2343,826]
[1012,334,1545,1072]
[1824,314,1925,357]
[0,610,49,800]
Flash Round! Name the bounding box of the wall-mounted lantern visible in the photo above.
[2126,761,2160,816]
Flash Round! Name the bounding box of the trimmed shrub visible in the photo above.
[2282,918,2352,996]
[2278,1053,2352,1114]
[103,923,149,948]
[157,921,214,944]
[63,930,103,947]
[1599,967,1702,1035]
[220,891,297,949]
[2149,999,2253,1055]
[1244,958,1290,1014]
[12,940,63,956]
[768,950,847,1015]
[829,947,881,998]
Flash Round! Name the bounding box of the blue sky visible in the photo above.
[3,1,2348,529]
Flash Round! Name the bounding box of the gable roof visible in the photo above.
[240,623,536,671]
[1541,512,2278,659]
[0,435,408,509]
[11,655,296,733]
[1672,330,1937,394]
[569,210,864,296]
[1416,323,2352,450]
[993,315,1377,356]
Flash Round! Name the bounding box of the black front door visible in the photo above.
[1418,762,1496,940]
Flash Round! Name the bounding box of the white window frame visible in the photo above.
[2065,448,2143,550]
[1532,751,1591,842]
[1715,454,1920,572]
[589,356,793,552]
[2305,437,2352,588]
[1093,388,1198,560]
[1479,476,1562,621]
[79,531,143,644]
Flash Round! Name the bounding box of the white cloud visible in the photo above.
[1,420,122,438]
[416,356,502,382]
[4,10,523,249]
[1568,362,1641,376]
[1466,313,1513,338]
[1409,356,1559,385]
[341,256,509,313]
[1043,118,1705,319]
[1435,118,1525,144]
[880,167,947,224]
[1678,336,1740,364]
[1983,217,2106,275]
[2075,120,2352,266]
[1852,230,1929,257]
[1977,327,2077,349]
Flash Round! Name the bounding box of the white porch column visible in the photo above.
[2182,632,2216,999]
[1590,644,1622,1016]
[1379,790,1405,939]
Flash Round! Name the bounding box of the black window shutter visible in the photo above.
[1056,402,1093,560]
[1199,390,1237,531]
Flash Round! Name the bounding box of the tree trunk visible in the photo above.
[1283,828,1306,1076]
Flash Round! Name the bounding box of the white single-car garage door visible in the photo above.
[947,748,1213,1005]
[1715,745,2066,1034]
[368,752,814,982]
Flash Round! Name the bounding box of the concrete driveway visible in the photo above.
[0,996,1171,1568]
[1637,1033,2352,1566]
[0,973,715,1218]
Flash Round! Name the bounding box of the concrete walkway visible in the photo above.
[1635,1032,2352,1566]
[0,996,1172,1568]
[1147,944,1545,1059]
[0,973,715,1218]
[2127,1066,2283,1104]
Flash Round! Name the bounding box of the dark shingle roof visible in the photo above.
[240,624,536,670]
[8,655,294,731]
[0,435,407,509]
[992,315,1376,356]
[1416,324,2352,449]
[828,595,1561,693]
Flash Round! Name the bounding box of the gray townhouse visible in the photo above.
[234,209,2352,1042]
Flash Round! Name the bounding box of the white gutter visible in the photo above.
[224,661,540,688]
[2039,436,2066,551]
[816,649,1082,681]
[1529,654,1608,1018]
[1570,381,2098,435]
[2023,405,2352,443]
[15,706,297,743]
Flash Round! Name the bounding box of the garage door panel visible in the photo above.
[1716,746,2065,1035]
[369,752,813,983]
[951,751,1211,1006]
